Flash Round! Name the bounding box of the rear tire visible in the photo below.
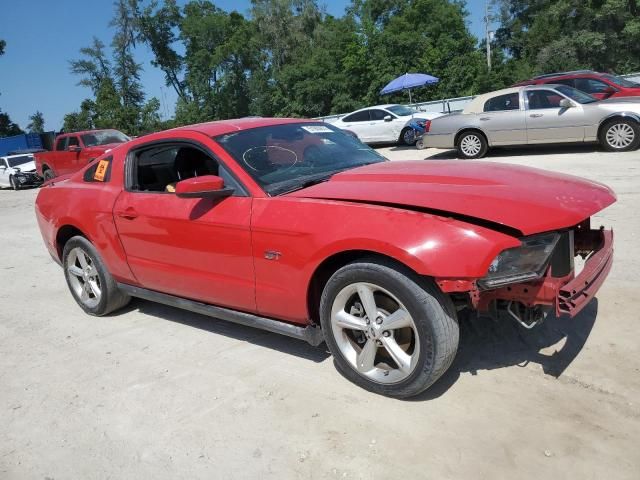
[62,236,130,316]
[457,131,488,159]
[43,169,55,181]
[319,259,459,398]
[600,118,640,152]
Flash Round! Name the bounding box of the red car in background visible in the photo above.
[34,118,615,397]
[514,70,640,100]
[35,129,130,180]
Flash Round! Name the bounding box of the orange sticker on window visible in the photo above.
[94,160,109,181]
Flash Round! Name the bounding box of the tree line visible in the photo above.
[1,0,639,138]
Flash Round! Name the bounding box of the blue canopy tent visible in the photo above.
[380,73,439,104]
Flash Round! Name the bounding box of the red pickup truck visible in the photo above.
[36,129,130,180]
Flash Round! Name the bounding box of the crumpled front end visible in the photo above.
[437,219,613,326]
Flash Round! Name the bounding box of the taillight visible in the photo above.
[424,120,431,133]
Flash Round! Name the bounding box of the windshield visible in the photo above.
[81,130,130,147]
[7,155,33,168]
[602,74,640,88]
[386,105,416,116]
[555,85,598,104]
[216,122,387,195]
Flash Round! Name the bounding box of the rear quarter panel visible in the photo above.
[424,113,476,148]
[35,156,137,284]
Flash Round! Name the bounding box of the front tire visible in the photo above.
[457,131,488,159]
[43,169,55,181]
[600,119,640,152]
[319,259,459,398]
[62,236,130,316]
[400,127,417,146]
[9,175,19,190]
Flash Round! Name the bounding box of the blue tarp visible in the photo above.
[0,132,43,156]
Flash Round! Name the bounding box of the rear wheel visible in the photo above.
[43,169,55,181]
[600,119,640,152]
[320,259,459,398]
[9,175,19,191]
[63,236,130,316]
[457,131,488,159]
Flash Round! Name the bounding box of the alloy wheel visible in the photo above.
[403,129,416,145]
[330,282,420,384]
[606,123,635,149]
[460,134,482,157]
[66,247,102,308]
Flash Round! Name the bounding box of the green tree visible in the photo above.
[27,111,45,133]
[62,100,96,132]
[69,37,112,94]
[0,110,24,137]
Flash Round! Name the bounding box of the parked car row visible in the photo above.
[423,83,640,158]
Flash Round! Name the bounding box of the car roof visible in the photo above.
[168,117,321,137]
[463,85,566,113]
[57,129,120,137]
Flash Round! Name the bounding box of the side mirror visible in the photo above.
[383,115,393,122]
[175,175,234,199]
[559,99,575,108]
[68,145,82,153]
[603,87,617,97]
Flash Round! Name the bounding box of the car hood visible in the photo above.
[288,161,616,236]
[598,96,640,105]
[11,160,36,172]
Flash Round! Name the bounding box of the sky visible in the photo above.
[0,0,488,131]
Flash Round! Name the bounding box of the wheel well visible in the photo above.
[455,128,487,147]
[306,250,420,325]
[597,115,640,139]
[55,225,86,258]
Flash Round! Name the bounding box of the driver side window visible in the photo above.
[130,144,220,193]
[527,90,563,109]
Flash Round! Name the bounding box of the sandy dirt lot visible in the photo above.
[1,144,639,479]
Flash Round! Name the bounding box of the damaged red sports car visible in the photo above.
[35,118,615,398]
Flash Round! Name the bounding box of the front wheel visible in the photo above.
[319,259,459,398]
[400,127,417,146]
[43,169,55,181]
[457,131,488,159]
[63,236,130,316]
[9,175,19,190]
[600,119,640,152]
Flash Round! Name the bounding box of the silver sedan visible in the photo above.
[424,84,640,158]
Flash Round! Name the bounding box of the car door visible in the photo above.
[525,89,586,143]
[368,109,400,142]
[0,158,9,187]
[112,138,256,312]
[338,110,373,142]
[477,92,527,145]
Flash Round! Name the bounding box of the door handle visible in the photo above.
[115,207,138,220]
[479,117,491,121]
[529,114,544,118]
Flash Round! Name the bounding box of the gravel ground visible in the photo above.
[1,143,639,479]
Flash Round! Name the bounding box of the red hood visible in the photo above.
[288,161,616,235]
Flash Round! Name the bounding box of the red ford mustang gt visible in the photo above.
[35,118,615,398]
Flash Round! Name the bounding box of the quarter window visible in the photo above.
[483,93,520,112]
[526,90,564,109]
[342,111,370,122]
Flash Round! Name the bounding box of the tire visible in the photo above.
[43,169,55,181]
[457,131,488,159]
[62,236,130,316]
[415,137,426,150]
[319,259,459,398]
[600,118,640,152]
[9,175,19,191]
[400,127,417,146]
